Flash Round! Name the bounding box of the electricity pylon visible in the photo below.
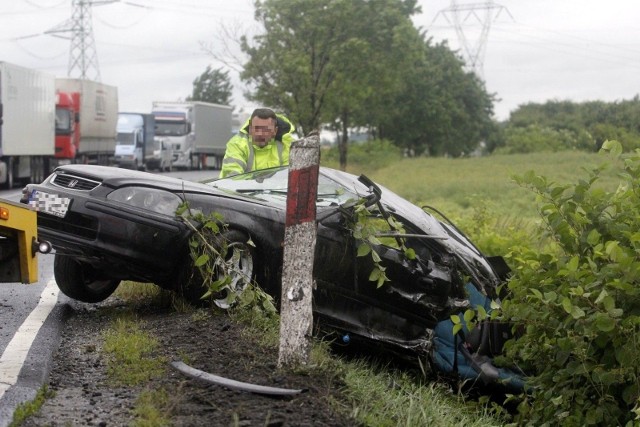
[432,1,512,78]
[45,0,118,81]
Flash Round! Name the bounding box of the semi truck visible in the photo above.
[113,112,156,170]
[0,62,56,189]
[151,101,232,170]
[54,78,118,167]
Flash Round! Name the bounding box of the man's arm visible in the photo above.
[219,135,249,178]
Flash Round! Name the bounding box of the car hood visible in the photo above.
[52,165,218,193]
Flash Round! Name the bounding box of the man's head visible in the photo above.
[248,108,278,147]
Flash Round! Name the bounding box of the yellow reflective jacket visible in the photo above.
[219,114,296,178]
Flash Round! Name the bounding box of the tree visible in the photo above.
[187,66,233,105]
[376,38,497,157]
[240,0,420,170]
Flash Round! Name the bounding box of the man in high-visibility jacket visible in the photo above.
[219,108,296,178]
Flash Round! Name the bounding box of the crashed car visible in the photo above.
[20,164,523,390]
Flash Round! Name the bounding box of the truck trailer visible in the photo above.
[113,112,156,170]
[0,62,56,189]
[151,101,232,170]
[54,78,118,167]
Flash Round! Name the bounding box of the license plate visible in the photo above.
[28,190,71,218]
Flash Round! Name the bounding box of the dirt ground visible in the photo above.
[20,296,357,426]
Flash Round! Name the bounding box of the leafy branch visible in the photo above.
[343,198,415,288]
[177,202,276,316]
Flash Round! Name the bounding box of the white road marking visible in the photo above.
[0,279,59,400]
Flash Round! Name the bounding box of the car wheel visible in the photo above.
[53,254,120,303]
[178,230,255,308]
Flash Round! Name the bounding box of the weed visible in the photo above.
[102,316,166,386]
[9,386,54,427]
[131,388,173,427]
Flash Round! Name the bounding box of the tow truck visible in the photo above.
[0,198,51,283]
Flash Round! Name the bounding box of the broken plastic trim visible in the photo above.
[170,361,306,396]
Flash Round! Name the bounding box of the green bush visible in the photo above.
[502,140,640,426]
[496,124,594,154]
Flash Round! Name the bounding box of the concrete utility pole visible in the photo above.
[432,1,512,78]
[45,0,118,81]
[278,132,320,368]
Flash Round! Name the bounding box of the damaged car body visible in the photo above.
[21,164,523,390]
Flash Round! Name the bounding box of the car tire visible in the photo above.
[54,254,121,303]
[177,229,255,307]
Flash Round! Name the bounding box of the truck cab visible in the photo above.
[54,91,79,161]
[152,106,193,169]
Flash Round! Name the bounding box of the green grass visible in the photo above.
[102,316,167,386]
[131,388,173,427]
[341,360,505,427]
[9,386,54,427]
[327,150,623,222]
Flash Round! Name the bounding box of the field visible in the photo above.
[330,150,622,221]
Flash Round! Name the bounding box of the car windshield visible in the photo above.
[204,167,360,207]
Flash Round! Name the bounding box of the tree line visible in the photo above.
[491,97,640,154]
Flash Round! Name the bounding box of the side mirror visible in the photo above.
[358,174,381,207]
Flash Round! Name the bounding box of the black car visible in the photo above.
[21,164,521,388]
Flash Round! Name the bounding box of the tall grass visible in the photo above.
[341,359,505,427]
[324,149,623,222]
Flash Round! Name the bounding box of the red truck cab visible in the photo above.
[54,91,79,160]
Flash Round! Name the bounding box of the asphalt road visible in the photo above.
[0,168,217,426]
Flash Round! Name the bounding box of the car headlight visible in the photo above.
[107,187,182,216]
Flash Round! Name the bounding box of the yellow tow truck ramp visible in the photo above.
[0,199,51,284]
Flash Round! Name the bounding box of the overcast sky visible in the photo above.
[1,0,639,121]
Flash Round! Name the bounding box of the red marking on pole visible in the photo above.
[286,166,318,226]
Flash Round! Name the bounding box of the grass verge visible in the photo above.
[9,386,54,427]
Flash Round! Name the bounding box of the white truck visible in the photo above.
[0,62,55,189]
[145,136,173,172]
[151,101,232,170]
[113,112,156,170]
[54,78,118,167]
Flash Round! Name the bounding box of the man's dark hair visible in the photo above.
[247,107,292,141]
[250,108,277,122]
